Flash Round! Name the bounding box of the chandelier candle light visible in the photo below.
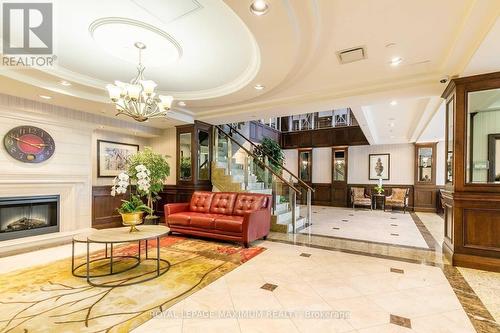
[106,42,174,122]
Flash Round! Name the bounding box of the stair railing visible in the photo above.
[223,124,315,227]
[215,125,302,232]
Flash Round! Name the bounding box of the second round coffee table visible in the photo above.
[84,225,171,287]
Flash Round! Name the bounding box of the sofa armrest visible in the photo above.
[164,203,189,217]
[242,208,271,244]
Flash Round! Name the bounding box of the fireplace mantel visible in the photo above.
[0,174,92,256]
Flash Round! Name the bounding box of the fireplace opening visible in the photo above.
[0,195,59,241]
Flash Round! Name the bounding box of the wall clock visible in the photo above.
[3,126,55,163]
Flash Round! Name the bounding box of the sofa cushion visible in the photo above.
[214,215,244,233]
[189,213,216,229]
[210,192,237,215]
[168,212,216,229]
[233,194,266,216]
[189,191,214,213]
[168,213,191,226]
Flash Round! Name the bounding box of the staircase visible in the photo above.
[212,124,313,234]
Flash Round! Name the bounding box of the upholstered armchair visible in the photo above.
[385,188,410,213]
[351,187,372,210]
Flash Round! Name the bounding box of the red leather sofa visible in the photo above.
[164,191,271,247]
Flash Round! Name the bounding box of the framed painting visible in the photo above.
[369,153,390,180]
[97,140,139,177]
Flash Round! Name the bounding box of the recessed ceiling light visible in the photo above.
[60,80,71,86]
[390,135,395,139]
[390,57,403,66]
[178,101,186,107]
[390,122,395,127]
[99,125,104,129]
[250,0,269,16]
[39,95,52,100]
[390,100,398,106]
[254,84,265,90]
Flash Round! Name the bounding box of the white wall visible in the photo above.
[92,130,151,186]
[312,147,331,183]
[348,144,414,184]
[283,149,298,177]
[149,128,177,185]
[283,148,332,183]
[0,95,93,238]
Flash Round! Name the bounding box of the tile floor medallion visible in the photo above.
[299,207,430,249]
[0,237,264,333]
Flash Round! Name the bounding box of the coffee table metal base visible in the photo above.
[83,237,171,288]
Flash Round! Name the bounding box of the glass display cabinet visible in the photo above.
[413,143,437,212]
[440,72,500,272]
[415,143,436,184]
[298,149,312,183]
[175,121,212,197]
[332,147,348,207]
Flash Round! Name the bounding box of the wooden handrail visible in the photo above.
[215,125,302,195]
[225,124,315,193]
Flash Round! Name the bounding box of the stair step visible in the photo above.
[274,206,301,223]
[246,189,272,195]
[271,216,307,233]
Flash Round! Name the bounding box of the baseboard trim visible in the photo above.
[453,253,500,273]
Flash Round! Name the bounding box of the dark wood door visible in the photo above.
[332,148,348,206]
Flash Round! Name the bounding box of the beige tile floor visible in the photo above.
[416,212,500,324]
[458,267,500,324]
[133,241,475,333]
[300,206,429,249]
[415,212,445,245]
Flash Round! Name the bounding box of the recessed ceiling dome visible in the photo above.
[44,0,260,100]
[89,17,183,67]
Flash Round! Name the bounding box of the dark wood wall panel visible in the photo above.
[92,186,126,229]
[414,185,438,212]
[92,184,211,228]
[249,121,281,143]
[311,183,331,206]
[281,126,368,149]
[463,209,500,251]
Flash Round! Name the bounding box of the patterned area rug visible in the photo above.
[0,237,264,333]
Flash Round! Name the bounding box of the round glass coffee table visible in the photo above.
[77,225,171,287]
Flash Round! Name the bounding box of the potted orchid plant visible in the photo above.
[111,166,154,231]
[111,147,170,228]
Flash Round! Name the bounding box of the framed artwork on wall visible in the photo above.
[97,140,139,177]
[368,153,390,180]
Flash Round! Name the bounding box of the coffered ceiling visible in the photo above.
[0,0,499,142]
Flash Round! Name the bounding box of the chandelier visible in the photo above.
[106,42,174,122]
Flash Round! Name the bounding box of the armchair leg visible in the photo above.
[262,235,267,240]
[243,242,249,248]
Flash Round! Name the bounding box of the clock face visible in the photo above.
[3,126,55,163]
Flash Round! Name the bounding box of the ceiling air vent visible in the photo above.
[336,46,367,64]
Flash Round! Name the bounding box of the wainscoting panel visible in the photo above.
[92,186,125,229]
[463,209,500,252]
[311,183,332,206]
[414,185,438,212]
[92,184,211,228]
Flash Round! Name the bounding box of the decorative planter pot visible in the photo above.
[120,212,144,232]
